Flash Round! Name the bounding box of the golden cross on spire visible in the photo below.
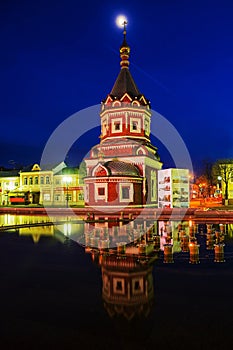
[123,20,127,38]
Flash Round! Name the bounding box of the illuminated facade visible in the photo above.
[0,170,19,205]
[0,163,84,206]
[158,168,190,208]
[84,25,162,209]
[217,163,233,204]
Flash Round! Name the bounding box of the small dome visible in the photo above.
[104,160,140,177]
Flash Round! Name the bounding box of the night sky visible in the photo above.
[1,0,233,173]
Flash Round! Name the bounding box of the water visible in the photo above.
[0,215,233,350]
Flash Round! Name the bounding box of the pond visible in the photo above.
[1,214,233,349]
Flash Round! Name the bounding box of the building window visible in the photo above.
[15,182,18,187]
[65,193,72,201]
[98,187,105,196]
[43,193,50,201]
[102,119,108,136]
[54,194,60,201]
[122,186,130,199]
[116,281,122,291]
[34,177,38,185]
[78,193,84,200]
[151,179,155,198]
[103,274,109,293]
[132,121,138,130]
[24,177,28,185]
[130,118,141,133]
[151,171,157,201]
[111,118,122,133]
[29,177,33,185]
[113,278,125,294]
[40,177,44,185]
[114,122,120,130]
[45,176,50,184]
[144,120,149,135]
[119,183,133,202]
[55,178,60,185]
[132,278,143,294]
[95,183,107,201]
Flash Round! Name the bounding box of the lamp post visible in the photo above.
[63,176,72,207]
[217,176,222,190]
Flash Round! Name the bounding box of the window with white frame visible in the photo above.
[132,277,143,294]
[54,194,60,201]
[102,119,108,136]
[130,117,141,133]
[111,118,122,133]
[113,277,125,294]
[95,183,108,201]
[65,194,72,201]
[119,183,133,202]
[78,193,84,200]
[151,171,157,201]
[144,119,150,135]
[43,193,50,201]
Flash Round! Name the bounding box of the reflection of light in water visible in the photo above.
[63,223,72,236]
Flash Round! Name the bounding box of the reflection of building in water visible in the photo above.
[19,225,54,243]
[86,242,158,320]
[101,254,154,320]
[84,219,185,253]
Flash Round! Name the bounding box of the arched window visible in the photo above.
[40,177,44,185]
[46,176,50,184]
[24,177,28,185]
[29,177,33,185]
[34,176,38,185]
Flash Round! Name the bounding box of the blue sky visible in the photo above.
[0,0,233,172]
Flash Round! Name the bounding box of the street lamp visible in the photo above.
[63,176,72,207]
[217,176,222,190]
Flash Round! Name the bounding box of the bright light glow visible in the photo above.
[115,15,128,28]
[7,181,15,191]
[63,176,72,184]
[218,176,222,181]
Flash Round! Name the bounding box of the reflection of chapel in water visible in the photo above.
[88,246,157,320]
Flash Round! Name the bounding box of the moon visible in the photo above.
[115,15,128,28]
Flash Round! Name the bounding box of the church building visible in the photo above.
[84,23,162,209]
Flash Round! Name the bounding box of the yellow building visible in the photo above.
[220,175,233,205]
[0,170,20,205]
[215,162,233,205]
[53,167,84,207]
[0,162,84,207]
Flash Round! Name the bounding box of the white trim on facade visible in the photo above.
[94,183,108,202]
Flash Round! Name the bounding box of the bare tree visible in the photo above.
[212,159,233,203]
[201,159,214,197]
